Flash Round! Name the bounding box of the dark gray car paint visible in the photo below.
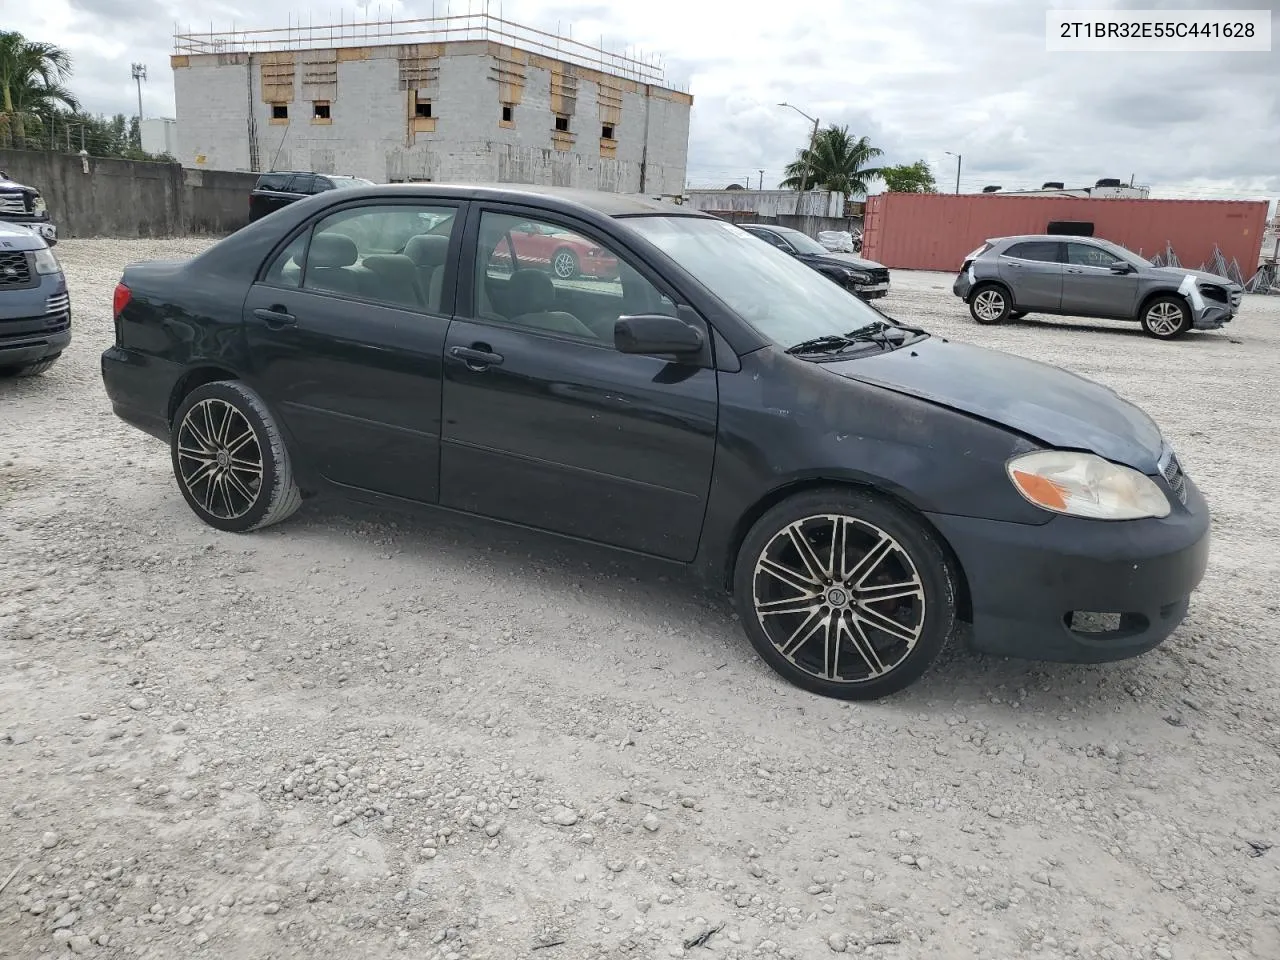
[823,336,1165,471]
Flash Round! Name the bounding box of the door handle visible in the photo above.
[254,307,296,328]
[451,345,504,370]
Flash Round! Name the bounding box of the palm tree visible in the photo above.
[0,31,79,149]
[781,125,883,198]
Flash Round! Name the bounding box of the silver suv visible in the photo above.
[952,235,1242,340]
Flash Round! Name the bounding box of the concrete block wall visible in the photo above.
[0,149,256,238]
[173,43,690,195]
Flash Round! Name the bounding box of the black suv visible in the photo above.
[249,171,373,223]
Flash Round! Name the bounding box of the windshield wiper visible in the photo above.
[785,334,863,355]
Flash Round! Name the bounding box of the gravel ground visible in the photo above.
[2,239,1279,960]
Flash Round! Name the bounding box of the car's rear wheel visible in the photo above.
[170,380,302,533]
[1140,296,1191,339]
[551,247,580,280]
[733,489,957,700]
[969,284,1011,325]
[0,356,60,377]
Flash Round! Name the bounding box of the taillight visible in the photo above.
[113,282,131,316]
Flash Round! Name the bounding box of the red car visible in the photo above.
[491,221,620,280]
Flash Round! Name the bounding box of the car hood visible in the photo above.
[800,251,885,271]
[825,336,1165,470]
[0,176,37,195]
[1146,265,1238,288]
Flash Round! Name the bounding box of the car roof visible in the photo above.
[310,182,713,219]
[990,234,1108,245]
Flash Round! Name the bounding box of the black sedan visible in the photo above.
[100,184,1210,701]
[740,223,890,299]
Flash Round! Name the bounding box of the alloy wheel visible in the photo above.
[552,251,577,279]
[1145,302,1184,336]
[973,290,1005,322]
[176,398,264,520]
[752,514,926,684]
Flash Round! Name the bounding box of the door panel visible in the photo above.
[439,320,718,559]
[439,205,718,561]
[998,241,1063,310]
[1060,243,1141,317]
[242,201,464,503]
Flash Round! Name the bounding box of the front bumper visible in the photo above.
[1,276,71,364]
[926,476,1210,663]
[1191,302,1234,330]
[855,281,890,300]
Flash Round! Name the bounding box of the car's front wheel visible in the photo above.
[733,489,957,700]
[170,380,302,533]
[1140,296,1191,339]
[969,284,1011,325]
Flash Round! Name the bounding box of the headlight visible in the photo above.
[32,247,61,275]
[1007,450,1171,520]
[843,269,871,283]
[31,195,47,216]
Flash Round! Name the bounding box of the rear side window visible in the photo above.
[287,175,316,194]
[1004,241,1061,263]
[256,173,292,191]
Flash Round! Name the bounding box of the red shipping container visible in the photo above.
[862,193,1269,276]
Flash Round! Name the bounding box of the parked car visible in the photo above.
[490,220,620,280]
[249,171,374,223]
[953,234,1243,339]
[817,230,855,253]
[0,220,70,377]
[0,170,57,245]
[741,223,888,299]
[101,184,1209,701]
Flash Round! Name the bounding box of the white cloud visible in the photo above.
[21,0,1280,198]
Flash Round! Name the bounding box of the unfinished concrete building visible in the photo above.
[170,13,692,194]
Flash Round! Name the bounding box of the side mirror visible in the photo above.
[1109,261,1134,274]
[615,314,704,357]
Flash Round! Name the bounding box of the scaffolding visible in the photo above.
[173,8,676,89]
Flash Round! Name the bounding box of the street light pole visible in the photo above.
[779,102,821,231]
[131,63,147,148]
[945,150,962,194]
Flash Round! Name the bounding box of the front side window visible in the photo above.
[626,215,888,350]
[1066,242,1122,268]
[258,173,291,192]
[1004,241,1061,262]
[287,175,316,195]
[279,204,458,311]
[768,228,829,256]
[474,211,675,343]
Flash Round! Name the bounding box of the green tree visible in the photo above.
[878,160,938,193]
[781,125,883,198]
[0,31,79,148]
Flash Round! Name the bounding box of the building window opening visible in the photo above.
[502,104,513,123]
[554,115,569,133]
[312,101,330,120]
[601,124,614,140]
[415,98,432,119]
[271,103,288,120]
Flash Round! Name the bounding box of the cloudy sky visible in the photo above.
[21,0,1280,199]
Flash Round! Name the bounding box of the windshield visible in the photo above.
[625,216,893,347]
[329,176,374,188]
[771,228,830,256]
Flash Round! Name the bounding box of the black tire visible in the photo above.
[969,283,1012,325]
[550,247,580,280]
[732,488,957,701]
[0,356,59,377]
[1140,295,1191,340]
[170,380,302,533]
